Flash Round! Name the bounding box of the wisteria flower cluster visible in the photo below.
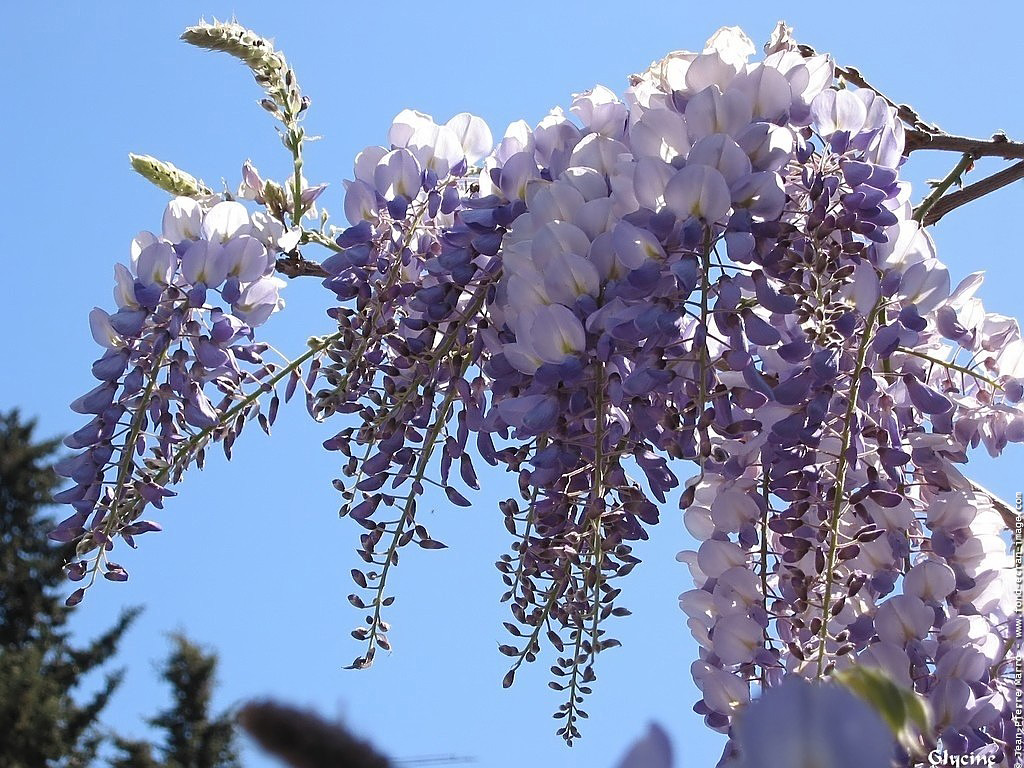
[56,19,1023,766]
[55,194,298,599]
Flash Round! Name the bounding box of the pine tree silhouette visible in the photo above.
[110,634,240,768]
[0,410,139,768]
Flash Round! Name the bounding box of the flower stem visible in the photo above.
[896,347,1002,389]
[359,357,469,663]
[83,349,167,581]
[696,232,712,469]
[815,298,884,678]
[157,333,340,487]
[760,470,771,687]
[589,360,606,655]
[289,125,304,227]
[913,152,975,224]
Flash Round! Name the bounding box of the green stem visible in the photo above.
[85,333,335,580]
[300,229,342,252]
[290,126,304,227]
[84,350,167,579]
[277,85,306,228]
[510,574,567,675]
[114,352,166,496]
[895,347,1002,389]
[696,232,712,468]
[759,471,771,687]
[365,282,491,436]
[562,624,586,744]
[360,359,468,662]
[589,361,606,655]
[815,298,884,678]
[155,333,340,488]
[332,201,431,395]
[510,442,544,592]
[913,153,974,225]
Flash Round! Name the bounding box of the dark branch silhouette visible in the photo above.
[904,131,1024,160]
[275,254,329,279]
[794,42,1023,231]
[921,160,1024,225]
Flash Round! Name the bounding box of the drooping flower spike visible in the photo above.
[59,19,1022,762]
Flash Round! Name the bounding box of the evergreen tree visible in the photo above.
[0,409,139,768]
[110,634,241,768]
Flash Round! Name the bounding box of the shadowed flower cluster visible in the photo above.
[57,18,1023,762]
[315,23,1022,756]
[57,195,295,597]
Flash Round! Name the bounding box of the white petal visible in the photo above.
[201,201,251,244]
[683,505,715,540]
[445,112,493,165]
[903,559,955,602]
[113,263,138,309]
[89,308,123,349]
[611,221,667,269]
[696,539,747,579]
[687,133,751,186]
[713,614,762,665]
[685,51,740,93]
[162,197,203,242]
[632,156,676,210]
[387,108,435,149]
[353,145,388,183]
[851,261,880,313]
[704,26,755,68]
[685,86,754,141]
[629,107,690,163]
[664,164,732,222]
[811,88,867,136]
[529,304,585,363]
[568,133,631,177]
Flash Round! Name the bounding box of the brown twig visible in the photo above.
[796,44,941,134]
[796,44,1024,161]
[793,42,1024,228]
[904,131,1024,159]
[275,253,329,279]
[921,160,1024,225]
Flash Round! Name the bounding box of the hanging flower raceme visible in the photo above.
[659,26,1021,766]
[57,18,1023,760]
[57,195,296,598]
[312,107,510,668]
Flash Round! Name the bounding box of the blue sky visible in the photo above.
[2,3,1022,767]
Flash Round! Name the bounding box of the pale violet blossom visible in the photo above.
[732,677,894,768]
[201,200,251,243]
[613,723,672,768]
[88,308,123,349]
[161,196,203,242]
[571,85,629,140]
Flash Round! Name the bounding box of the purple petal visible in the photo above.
[742,310,781,345]
[904,375,953,415]
[615,723,673,768]
[70,382,117,415]
[774,368,812,406]
[935,306,966,341]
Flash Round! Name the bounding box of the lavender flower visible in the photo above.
[57,193,296,597]
[63,20,1024,756]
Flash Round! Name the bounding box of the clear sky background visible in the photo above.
[2,3,1022,767]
